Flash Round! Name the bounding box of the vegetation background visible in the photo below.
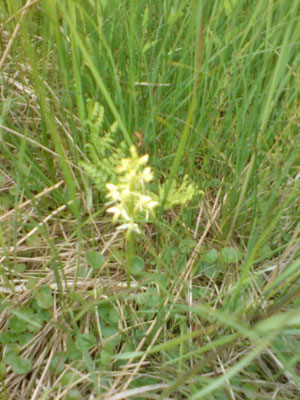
[0,0,299,399]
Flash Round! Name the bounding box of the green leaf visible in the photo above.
[202,249,219,264]
[75,334,96,351]
[37,308,51,323]
[11,307,42,331]
[8,316,28,333]
[5,350,31,374]
[36,285,53,309]
[102,327,120,352]
[128,256,145,276]
[25,314,44,332]
[204,264,223,278]
[242,383,259,398]
[17,332,34,345]
[110,249,122,263]
[61,370,81,386]
[77,266,89,277]
[66,340,81,361]
[220,247,243,263]
[100,348,113,365]
[101,325,118,340]
[50,352,66,375]
[257,243,272,260]
[197,259,224,278]
[11,356,32,375]
[0,331,19,344]
[136,288,160,308]
[66,389,81,400]
[13,263,26,273]
[98,303,120,325]
[26,277,38,290]
[130,376,159,388]
[86,251,105,270]
[179,238,196,255]
[4,349,19,365]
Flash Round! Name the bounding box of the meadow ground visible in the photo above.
[0,1,299,399]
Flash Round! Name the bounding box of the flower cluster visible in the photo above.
[106,145,158,236]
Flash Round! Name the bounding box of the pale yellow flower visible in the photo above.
[107,205,130,223]
[134,194,158,218]
[142,167,153,182]
[105,145,157,236]
[117,221,141,235]
[106,184,120,202]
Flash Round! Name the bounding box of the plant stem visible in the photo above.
[126,232,135,288]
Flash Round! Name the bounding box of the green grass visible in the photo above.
[0,0,299,399]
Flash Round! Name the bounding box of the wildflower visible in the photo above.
[107,205,130,223]
[117,221,141,235]
[105,145,158,236]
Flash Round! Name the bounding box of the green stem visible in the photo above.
[126,232,135,288]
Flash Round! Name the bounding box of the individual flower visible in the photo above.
[141,167,153,182]
[105,183,121,202]
[134,194,158,219]
[117,221,141,235]
[107,205,130,223]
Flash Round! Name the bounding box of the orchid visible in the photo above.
[105,145,158,237]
